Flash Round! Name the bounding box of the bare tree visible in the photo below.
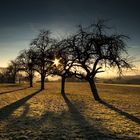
[71,20,132,101]
[0,68,10,83]
[50,39,75,95]
[30,30,54,90]
[17,48,36,87]
[6,60,19,83]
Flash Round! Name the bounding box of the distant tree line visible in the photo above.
[0,20,132,101]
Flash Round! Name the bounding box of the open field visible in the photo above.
[0,82,140,140]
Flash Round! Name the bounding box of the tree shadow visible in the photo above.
[62,93,116,139]
[0,89,41,121]
[99,100,140,125]
[0,87,30,95]
[19,104,30,119]
[1,93,137,140]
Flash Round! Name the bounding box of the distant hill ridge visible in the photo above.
[0,67,7,72]
[97,75,140,84]
[0,67,6,69]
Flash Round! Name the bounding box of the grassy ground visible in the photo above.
[0,82,140,140]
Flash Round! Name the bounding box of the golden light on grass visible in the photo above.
[0,83,140,139]
[53,58,60,67]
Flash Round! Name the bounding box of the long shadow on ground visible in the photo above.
[1,93,137,140]
[0,87,29,95]
[99,100,140,125]
[0,89,41,121]
[62,94,117,140]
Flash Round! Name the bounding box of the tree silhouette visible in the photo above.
[50,38,75,95]
[30,30,54,90]
[71,20,132,101]
[17,49,36,87]
[6,60,19,83]
[3,20,132,98]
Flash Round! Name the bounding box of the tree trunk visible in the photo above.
[88,79,100,101]
[29,74,33,87]
[12,74,16,84]
[13,70,17,83]
[61,76,66,96]
[41,74,45,90]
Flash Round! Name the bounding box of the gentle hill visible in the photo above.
[96,75,140,84]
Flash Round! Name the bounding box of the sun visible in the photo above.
[53,58,60,67]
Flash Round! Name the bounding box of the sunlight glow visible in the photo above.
[53,58,60,67]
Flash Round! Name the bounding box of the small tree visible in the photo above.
[71,20,132,101]
[50,39,75,95]
[30,30,54,90]
[17,49,36,87]
[6,60,19,83]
